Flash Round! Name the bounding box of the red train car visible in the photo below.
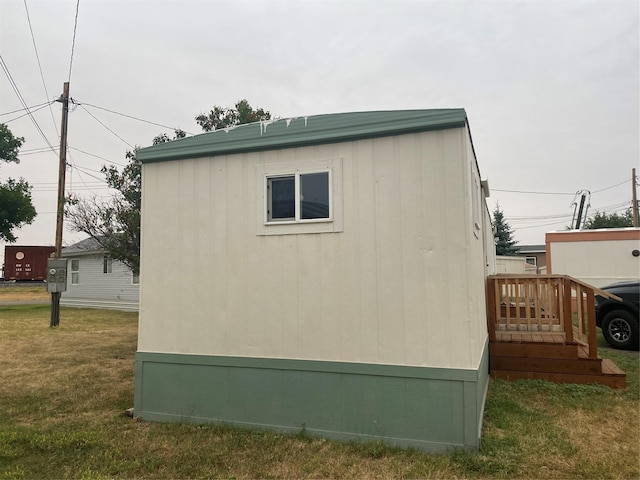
[2,246,56,281]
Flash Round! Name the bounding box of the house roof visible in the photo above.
[61,237,104,257]
[137,109,468,164]
[515,244,546,254]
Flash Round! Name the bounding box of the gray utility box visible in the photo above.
[46,258,68,293]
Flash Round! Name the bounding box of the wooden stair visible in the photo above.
[487,275,627,389]
[489,336,626,389]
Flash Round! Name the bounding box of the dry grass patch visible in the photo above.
[0,284,48,301]
[554,407,639,479]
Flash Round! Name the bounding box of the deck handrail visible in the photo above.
[486,274,618,359]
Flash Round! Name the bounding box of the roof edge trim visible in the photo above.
[137,109,467,164]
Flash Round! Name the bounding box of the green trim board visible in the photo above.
[136,109,467,164]
[134,343,489,452]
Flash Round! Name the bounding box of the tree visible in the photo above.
[493,204,518,255]
[0,123,24,164]
[584,209,634,229]
[67,99,271,274]
[195,99,271,132]
[0,124,36,242]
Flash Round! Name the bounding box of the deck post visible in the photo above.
[586,289,598,359]
[486,277,496,342]
[562,278,575,343]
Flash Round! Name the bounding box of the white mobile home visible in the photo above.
[134,109,494,451]
[61,237,139,311]
[546,228,640,287]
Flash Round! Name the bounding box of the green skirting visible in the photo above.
[134,343,489,452]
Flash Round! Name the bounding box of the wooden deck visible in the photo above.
[487,275,627,389]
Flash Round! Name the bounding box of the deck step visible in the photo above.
[491,355,603,375]
[490,342,581,359]
[489,340,627,389]
[601,358,626,376]
[491,369,627,389]
[494,332,567,344]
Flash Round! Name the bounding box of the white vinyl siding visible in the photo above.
[139,126,488,369]
[61,254,139,310]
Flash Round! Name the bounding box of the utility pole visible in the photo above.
[632,168,638,228]
[50,82,70,328]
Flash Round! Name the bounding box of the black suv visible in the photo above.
[595,280,639,350]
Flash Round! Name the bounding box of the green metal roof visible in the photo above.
[137,109,468,164]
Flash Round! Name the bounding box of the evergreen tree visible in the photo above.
[493,204,518,255]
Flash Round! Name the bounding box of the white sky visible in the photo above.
[1,0,638,267]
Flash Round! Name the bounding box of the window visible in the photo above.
[71,259,79,285]
[257,158,343,235]
[525,256,537,266]
[103,255,113,274]
[266,171,331,223]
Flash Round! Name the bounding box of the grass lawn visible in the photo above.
[0,284,48,302]
[0,302,638,479]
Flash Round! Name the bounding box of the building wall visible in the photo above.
[495,255,527,274]
[138,126,488,370]
[135,347,488,452]
[546,229,640,287]
[136,125,490,451]
[61,253,139,310]
[514,249,546,274]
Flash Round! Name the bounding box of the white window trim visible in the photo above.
[265,170,333,224]
[70,259,80,285]
[257,157,343,236]
[103,255,113,274]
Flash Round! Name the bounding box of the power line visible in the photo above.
[514,220,570,230]
[68,0,80,83]
[507,201,631,224]
[19,146,59,155]
[79,104,134,148]
[23,0,59,137]
[0,54,57,155]
[69,146,125,167]
[592,179,630,193]
[493,179,630,197]
[4,101,55,124]
[507,201,632,231]
[0,100,53,116]
[77,101,195,135]
[492,188,575,196]
[68,163,106,183]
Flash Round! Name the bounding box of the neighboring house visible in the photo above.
[514,244,546,274]
[546,228,640,287]
[60,237,139,311]
[134,109,495,452]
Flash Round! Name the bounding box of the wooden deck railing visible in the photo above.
[486,275,620,359]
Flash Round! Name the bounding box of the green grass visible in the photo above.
[0,305,638,479]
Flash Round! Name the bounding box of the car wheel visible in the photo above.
[602,310,639,351]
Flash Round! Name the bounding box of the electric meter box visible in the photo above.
[46,258,68,293]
